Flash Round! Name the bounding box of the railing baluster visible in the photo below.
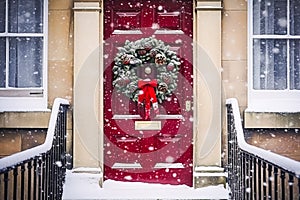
[20,164,25,200]
[298,177,300,200]
[262,162,267,200]
[289,174,294,200]
[253,157,257,199]
[268,164,272,199]
[38,156,43,200]
[45,153,50,199]
[33,159,37,200]
[281,170,285,199]
[247,153,250,199]
[242,152,246,199]
[249,155,253,200]
[237,147,242,200]
[4,172,8,200]
[258,159,262,199]
[13,167,18,200]
[41,154,46,200]
[274,167,278,200]
[28,161,32,200]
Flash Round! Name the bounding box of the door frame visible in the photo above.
[73,0,223,188]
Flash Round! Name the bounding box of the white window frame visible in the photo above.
[248,0,300,112]
[0,0,48,111]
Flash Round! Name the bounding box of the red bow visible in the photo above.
[138,80,159,119]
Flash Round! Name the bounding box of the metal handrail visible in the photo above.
[226,98,300,200]
[0,98,69,200]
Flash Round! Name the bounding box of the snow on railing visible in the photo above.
[226,98,300,200]
[0,98,69,170]
[226,98,300,175]
[0,98,69,200]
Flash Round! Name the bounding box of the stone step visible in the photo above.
[193,166,227,188]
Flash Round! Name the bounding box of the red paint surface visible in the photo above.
[103,0,193,186]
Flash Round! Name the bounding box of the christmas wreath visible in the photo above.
[112,37,181,104]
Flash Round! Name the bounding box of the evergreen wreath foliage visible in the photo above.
[112,37,181,103]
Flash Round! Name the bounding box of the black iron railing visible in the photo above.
[226,98,300,200]
[0,98,69,200]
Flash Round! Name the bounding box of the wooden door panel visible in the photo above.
[104,0,193,186]
[157,12,181,29]
[114,11,142,30]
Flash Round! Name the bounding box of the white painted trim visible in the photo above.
[0,97,49,112]
[115,136,138,143]
[247,0,300,112]
[248,90,300,112]
[112,115,142,119]
[157,135,181,142]
[112,163,142,169]
[112,30,142,35]
[154,163,184,169]
[154,30,184,35]
[112,114,184,120]
[43,0,48,110]
[155,115,184,120]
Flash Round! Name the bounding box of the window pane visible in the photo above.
[8,0,43,33]
[253,0,287,35]
[0,38,5,87]
[0,0,5,33]
[253,39,287,90]
[9,37,43,88]
[290,0,300,35]
[290,40,300,89]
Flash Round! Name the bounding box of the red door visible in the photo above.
[103,0,193,186]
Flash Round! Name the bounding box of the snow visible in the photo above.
[226,98,300,176]
[62,168,229,200]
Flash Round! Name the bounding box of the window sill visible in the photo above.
[0,96,48,112]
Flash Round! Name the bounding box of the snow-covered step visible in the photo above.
[193,166,227,188]
[62,168,229,200]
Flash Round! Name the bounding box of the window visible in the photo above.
[248,0,300,112]
[0,0,47,111]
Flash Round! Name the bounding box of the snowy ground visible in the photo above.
[62,168,229,200]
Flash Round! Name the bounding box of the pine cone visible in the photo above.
[158,83,168,93]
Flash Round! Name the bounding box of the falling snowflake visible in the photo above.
[124,175,132,180]
[55,161,62,167]
[165,156,175,163]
